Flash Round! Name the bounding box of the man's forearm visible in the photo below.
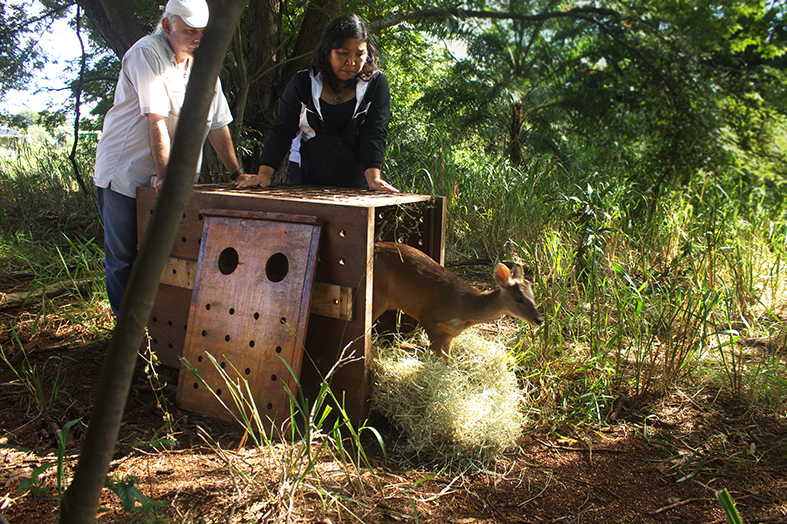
[148,115,170,179]
[208,126,241,174]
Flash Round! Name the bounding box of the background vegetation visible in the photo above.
[0,0,786,519]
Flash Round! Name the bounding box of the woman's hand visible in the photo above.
[365,168,399,192]
[236,166,274,188]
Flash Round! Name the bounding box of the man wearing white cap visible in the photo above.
[94,0,252,316]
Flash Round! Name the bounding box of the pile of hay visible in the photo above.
[370,330,525,470]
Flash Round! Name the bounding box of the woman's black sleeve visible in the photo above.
[358,72,390,171]
[258,73,306,169]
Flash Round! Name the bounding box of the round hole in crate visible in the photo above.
[218,247,239,275]
[168,343,173,348]
[265,252,289,282]
[333,299,339,305]
[152,338,158,344]
[280,317,287,324]
[276,346,282,354]
[184,324,188,331]
[225,335,231,342]
[266,403,273,410]
[220,361,226,369]
[216,389,222,396]
[198,214,204,221]
[253,312,259,320]
[182,212,186,219]
[245,368,251,375]
[229,308,235,315]
[197,355,203,362]
[193,382,198,389]
[339,229,346,237]
[205,303,211,310]
[152,316,157,322]
[338,258,346,265]
[249,340,255,348]
[172,268,177,275]
[201,330,207,337]
[181,236,187,243]
[271,374,277,382]
[167,320,173,326]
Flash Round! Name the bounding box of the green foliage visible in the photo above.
[105,474,168,523]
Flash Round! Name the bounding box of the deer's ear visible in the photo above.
[511,263,525,281]
[494,263,511,286]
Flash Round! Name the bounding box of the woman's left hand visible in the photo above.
[365,168,399,192]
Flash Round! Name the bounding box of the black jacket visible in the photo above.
[259,69,390,188]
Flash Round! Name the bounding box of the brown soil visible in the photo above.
[1,276,786,524]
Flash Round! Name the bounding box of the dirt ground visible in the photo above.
[1,277,787,523]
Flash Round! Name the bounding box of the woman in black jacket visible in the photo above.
[237,13,398,192]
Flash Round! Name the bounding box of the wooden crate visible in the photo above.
[137,184,446,423]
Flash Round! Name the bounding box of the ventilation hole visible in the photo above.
[253,312,260,320]
[218,247,239,275]
[152,338,158,344]
[418,239,424,246]
[265,252,289,282]
[152,316,157,323]
[225,335,231,342]
[198,214,204,221]
[229,308,235,315]
[168,343,173,348]
[181,237,187,243]
[276,346,282,354]
[172,269,177,274]
[280,317,287,324]
[245,368,251,375]
[339,229,346,237]
[338,258,346,265]
[184,324,187,331]
[249,340,255,348]
[193,383,198,389]
[271,374,277,382]
[167,320,173,326]
[333,299,339,305]
[182,212,186,219]
[266,403,273,410]
[220,362,226,369]
[205,303,211,310]
[197,355,203,362]
[201,330,207,337]
[216,389,222,396]
[198,239,201,246]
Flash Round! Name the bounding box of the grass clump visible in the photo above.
[370,330,525,471]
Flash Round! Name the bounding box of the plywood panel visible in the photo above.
[176,209,321,429]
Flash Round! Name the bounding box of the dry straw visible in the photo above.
[370,330,525,471]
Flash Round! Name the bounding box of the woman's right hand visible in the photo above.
[235,166,274,188]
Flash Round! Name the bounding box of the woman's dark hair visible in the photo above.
[313,13,379,93]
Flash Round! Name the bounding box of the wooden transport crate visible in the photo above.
[136,184,446,424]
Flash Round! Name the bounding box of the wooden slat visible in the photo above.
[159,256,353,321]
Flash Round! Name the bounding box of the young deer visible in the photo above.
[372,242,543,360]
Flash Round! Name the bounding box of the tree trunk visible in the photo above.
[509,102,525,166]
[74,0,147,58]
[58,2,249,522]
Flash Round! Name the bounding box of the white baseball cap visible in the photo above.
[165,0,209,28]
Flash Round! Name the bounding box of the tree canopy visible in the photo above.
[2,0,785,198]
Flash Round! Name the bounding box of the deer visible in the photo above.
[372,242,543,360]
